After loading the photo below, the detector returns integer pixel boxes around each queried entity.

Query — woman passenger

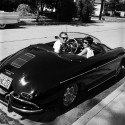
[78,36,94,58]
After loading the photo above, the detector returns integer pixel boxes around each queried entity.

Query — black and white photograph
[0,0,125,125]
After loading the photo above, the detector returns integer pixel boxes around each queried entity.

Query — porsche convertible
[0,32,125,117]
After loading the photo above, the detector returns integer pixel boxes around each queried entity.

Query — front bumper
[6,91,44,114]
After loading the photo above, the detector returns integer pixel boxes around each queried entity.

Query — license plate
[0,73,12,89]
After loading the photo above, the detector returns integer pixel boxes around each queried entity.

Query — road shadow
[18,19,104,27]
[0,24,26,29]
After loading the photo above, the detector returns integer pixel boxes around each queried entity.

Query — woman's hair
[85,36,93,45]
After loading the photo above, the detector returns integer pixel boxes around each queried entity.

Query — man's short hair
[59,32,68,38]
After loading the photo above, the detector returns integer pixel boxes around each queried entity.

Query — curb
[72,77,125,125]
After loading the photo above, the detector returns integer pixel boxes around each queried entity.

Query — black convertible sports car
[0,32,125,116]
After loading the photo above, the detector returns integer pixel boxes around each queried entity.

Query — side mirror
[55,36,59,39]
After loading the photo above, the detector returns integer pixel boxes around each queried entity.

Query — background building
[94,0,101,16]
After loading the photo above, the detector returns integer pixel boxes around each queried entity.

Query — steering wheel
[65,39,78,54]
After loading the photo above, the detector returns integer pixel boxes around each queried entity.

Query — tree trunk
[36,0,41,22]
[99,0,104,20]
[36,8,39,22]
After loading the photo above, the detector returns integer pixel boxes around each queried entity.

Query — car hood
[0,44,80,96]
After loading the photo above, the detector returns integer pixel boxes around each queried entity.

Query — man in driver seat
[78,36,94,58]
[53,32,68,53]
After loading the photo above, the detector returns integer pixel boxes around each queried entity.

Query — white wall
[94,4,101,16]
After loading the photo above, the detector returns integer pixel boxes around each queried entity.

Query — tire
[63,83,78,107]
[0,24,6,29]
[57,83,78,111]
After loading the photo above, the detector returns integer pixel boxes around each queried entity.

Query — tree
[0,0,77,22]
[42,0,77,22]
[32,0,57,21]
[77,0,95,22]
[56,0,77,22]
[105,0,119,16]
[104,0,125,16]
[99,0,105,20]
[33,0,76,22]
[117,1,125,11]
[0,0,20,11]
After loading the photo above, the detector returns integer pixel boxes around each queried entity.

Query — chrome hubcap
[63,84,78,106]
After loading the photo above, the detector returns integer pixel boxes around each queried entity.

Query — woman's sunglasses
[84,42,88,44]
[62,37,68,40]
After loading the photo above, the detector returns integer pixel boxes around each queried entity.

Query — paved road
[0,22,125,125]
[0,22,125,60]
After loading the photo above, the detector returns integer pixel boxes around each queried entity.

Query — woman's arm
[78,48,87,56]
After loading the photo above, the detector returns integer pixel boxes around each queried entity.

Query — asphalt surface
[0,22,125,60]
[0,21,125,125]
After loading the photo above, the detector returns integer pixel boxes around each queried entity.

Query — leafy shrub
[17,4,31,17]
[105,13,110,16]
[77,0,95,22]
[56,0,77,22]
[114,12,120,17]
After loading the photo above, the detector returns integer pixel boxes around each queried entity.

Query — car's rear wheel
[56,83,79,112]
[41,83,79,119]
[0,24,6,29]
[63,84,78,107]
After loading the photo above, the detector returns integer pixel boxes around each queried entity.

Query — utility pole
[36,0,41,22]
[99,0,105,20]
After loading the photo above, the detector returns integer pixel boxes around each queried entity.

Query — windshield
[67,32,101,44]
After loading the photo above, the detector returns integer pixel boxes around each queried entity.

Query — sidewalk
[73,77,125,125]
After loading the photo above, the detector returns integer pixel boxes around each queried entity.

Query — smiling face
[83,39,89,48]
[60,33,68,43]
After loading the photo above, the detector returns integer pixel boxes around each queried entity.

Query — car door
[78,48,122,91]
